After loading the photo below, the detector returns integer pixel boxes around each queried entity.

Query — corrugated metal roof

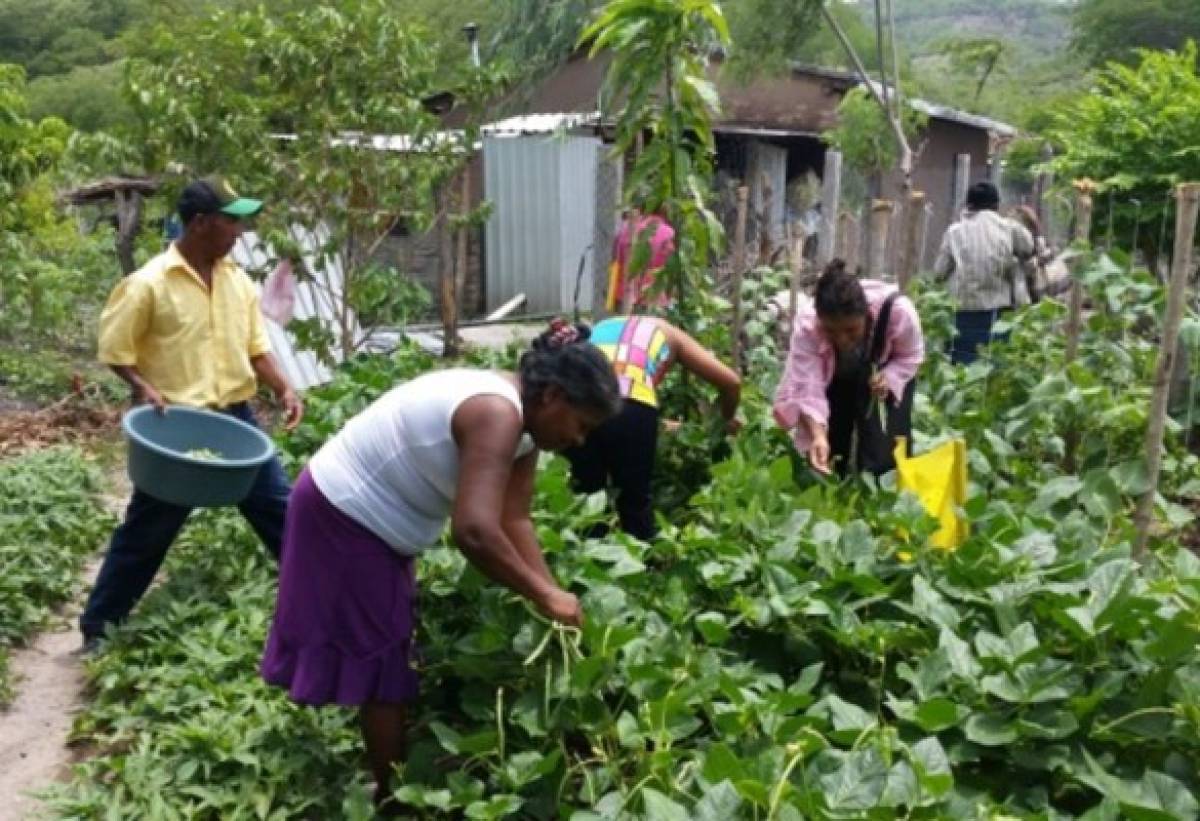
[482,112,602,137]
[789,62,1017,137]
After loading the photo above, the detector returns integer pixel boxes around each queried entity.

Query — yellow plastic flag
[894,437,969,550]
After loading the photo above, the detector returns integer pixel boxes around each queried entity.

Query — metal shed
[483,114,605,315]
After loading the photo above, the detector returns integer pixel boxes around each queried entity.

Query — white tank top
[308,369,535,555]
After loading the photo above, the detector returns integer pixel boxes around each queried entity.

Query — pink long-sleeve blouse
[772,280,925,451]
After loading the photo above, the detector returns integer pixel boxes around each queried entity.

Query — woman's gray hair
[519,321,621,418]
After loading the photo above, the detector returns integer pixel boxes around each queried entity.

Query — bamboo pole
[731,185,749,371]
[867,199,896,278]
[1064,181,1095,365]
[1134,182,1200,558]
[898,190,925,291]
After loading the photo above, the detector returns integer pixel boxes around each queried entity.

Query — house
[374,50,1018,319]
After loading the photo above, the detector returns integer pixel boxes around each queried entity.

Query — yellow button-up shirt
[97,244,272,408]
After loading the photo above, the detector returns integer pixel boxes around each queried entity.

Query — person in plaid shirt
[933,181,1035,364]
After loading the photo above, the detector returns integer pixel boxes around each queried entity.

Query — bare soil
[0,447,127,820]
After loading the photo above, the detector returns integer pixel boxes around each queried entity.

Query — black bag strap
[869,291,900,366]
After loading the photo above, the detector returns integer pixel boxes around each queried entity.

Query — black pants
[827,372,916,477]
[563,399,658,540]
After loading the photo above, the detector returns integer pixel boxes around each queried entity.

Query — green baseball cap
[179,176,263,221]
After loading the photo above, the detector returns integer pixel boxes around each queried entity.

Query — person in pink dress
[611,205,676,311]
[773,260,925,477]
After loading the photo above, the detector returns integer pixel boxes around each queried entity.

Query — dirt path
[0,560,101,821]
[0,460,127,821]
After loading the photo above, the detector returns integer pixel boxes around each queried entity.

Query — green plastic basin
[122,405,276,508]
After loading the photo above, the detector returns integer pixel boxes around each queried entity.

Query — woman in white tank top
[261,320,620,810]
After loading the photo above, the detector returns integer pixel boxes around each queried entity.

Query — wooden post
[837,211,859,272]
[731,185,749,370]
[788,220,807,328]
[455,169,470,314]
[1064,181,1095,365]
[898,190,926,291]
[757,171,774,265]
[953,153,971,215]
[1134,182,1200,558]
[817,150,843,268]
[917,202,932,271]
[439,184,458,358]
[114,188,143,275]
[867,199,896,278]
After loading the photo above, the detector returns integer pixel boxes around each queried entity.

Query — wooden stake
[898,190,925,291]
[1064,181,1095,365]
[867,199,896,277]
[731,185,749,371]
[817,150,843,268]
[1134,182,1200,557]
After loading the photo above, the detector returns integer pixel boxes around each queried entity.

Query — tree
[1048,42,1200,264]
[581,0,730,318]
[823,86,926,183]
[0,63,101,341]
[938,37,1004,107]
[124,0,496,362]
[1073,0,1200,67]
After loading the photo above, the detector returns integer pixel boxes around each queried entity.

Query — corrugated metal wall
[232,227,341,391]
[484,134,601,314]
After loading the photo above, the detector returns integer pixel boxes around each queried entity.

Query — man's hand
[869,371,889,400]
[809,434,832,475]
[278,388,304,431]
[725,416,743,435]
[538,588,583,627]
[135,384,167,414]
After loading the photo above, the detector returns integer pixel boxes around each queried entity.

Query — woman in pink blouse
[773,260,925,476]
[611,206,676,311]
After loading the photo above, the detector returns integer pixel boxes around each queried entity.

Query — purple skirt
[261,468,419,706]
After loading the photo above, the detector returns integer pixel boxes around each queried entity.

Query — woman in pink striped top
[773,260,925,477]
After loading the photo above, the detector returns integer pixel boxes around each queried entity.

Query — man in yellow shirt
[81,177,304,648]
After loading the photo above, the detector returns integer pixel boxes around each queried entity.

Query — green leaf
[913,698,965,732]
[464,794,522,820]
[702,744,745,784]
[911,577,961,631]
[693,781,742,821]
[881,761,920,808]
[642,787,690,821]
[910,737,953,797]
[964,713,1019,746]
[1033,476,1084,512]
[939,629,982,679]
[695,611,730,644]
[818,748,888,810]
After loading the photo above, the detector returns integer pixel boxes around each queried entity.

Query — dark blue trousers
[80,402,290,640]
[952,309,1010,365]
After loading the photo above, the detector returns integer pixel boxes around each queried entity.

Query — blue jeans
[952,309,1010,365]
[80,402,290,640]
